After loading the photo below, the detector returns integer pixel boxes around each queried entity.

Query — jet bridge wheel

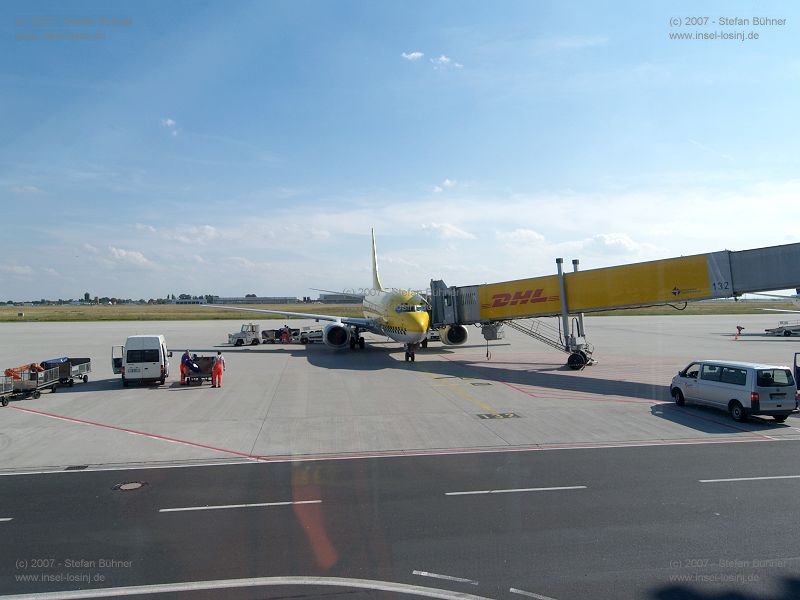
[567,352,587,370]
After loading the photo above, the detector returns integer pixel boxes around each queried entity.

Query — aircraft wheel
[567,352,586,370]
[404,352,410,362]
[350,337,357,350]
[421,339,428,349]
[410,353,415,362]
[358,337,365,349]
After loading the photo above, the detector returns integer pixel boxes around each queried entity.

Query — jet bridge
[430,242,800,368]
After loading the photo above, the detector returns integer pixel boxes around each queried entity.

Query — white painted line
[0,575,495,600]
[510,587,559,600]
[0,518,13,522]
[412,570,479,585]
[446,486,586,496]
[159,500,321,513]
[700,475,800,483]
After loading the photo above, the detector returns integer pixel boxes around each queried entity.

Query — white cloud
[0,264,34,275]
[160,118,178,136]
[12,185,41,194]
[108,246,154,268]
[163,225,220,245]
[430,55,463,69]
[82,243,99,253]
[135,223,157,233]
[434,178,456,193]
[421,222,476,240]
[496,229,546,243]
[401,51,424,61]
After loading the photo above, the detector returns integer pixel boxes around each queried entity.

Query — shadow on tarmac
[651,577,800,600]
[229,341,790,435]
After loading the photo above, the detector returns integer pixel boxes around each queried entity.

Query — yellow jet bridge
[430,242,800,368]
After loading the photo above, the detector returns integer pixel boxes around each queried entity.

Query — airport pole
[572,259,585,338]
[556,258,570,351]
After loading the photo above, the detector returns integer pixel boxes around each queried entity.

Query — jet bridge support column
[556,258,569,350]
[572,259,585,337]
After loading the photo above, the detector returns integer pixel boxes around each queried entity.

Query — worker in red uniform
[211,351,226,388]
[180,350,191,385]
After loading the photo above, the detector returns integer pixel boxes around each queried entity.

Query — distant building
[318,293,364,304]
[175,298,207,304]
[210,296,299,304]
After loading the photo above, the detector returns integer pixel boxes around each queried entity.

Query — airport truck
[229,323,261,346]
[765,320,800,337]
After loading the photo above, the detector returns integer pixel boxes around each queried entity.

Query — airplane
[752,288,800,314]
[205,230,470,361]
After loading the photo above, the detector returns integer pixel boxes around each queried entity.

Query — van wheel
[33,390,41,399]
[730,401,746,422]
[235,339,244,346]
[773,415,788,423]
[783,330,792,337]
[672,389,685,406]
[251,339,259,345]
[83,375,89,383]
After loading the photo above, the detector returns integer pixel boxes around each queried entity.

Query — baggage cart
[184,356,214,385]
[1,376,11,407]
[6,365,59,400]
[40,357,92,386]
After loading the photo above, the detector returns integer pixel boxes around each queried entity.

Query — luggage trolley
[184,356,214,385]
[40,357,92,386]
[7,365,60,400]
[1,376,12,407]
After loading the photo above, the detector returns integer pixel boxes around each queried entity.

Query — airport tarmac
[1,314,799,472]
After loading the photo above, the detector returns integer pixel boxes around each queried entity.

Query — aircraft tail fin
[371,228,384,292]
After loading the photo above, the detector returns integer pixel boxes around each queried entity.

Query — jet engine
[439,325,469,346]
[323,323,351,349]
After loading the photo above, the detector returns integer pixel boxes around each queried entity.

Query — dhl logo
[481,288,559,309]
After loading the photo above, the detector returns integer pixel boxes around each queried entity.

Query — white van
[112,335,172,387]
[670,360,798,422]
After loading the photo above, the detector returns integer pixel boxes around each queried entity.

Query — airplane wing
[204,304,375,328]
[756,308,800,314]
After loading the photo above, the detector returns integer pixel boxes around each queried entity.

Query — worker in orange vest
[211,351,226,388]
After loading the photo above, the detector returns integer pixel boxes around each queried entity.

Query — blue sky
[2,1,799,300]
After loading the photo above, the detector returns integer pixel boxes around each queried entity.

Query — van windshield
[127,349,160,363]
[756,369,795,387]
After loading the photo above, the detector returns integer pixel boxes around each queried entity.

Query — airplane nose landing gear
[404,342,419,362]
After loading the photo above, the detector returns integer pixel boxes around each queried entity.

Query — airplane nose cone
[407,311,429,335]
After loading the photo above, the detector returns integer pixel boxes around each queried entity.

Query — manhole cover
[113,481,147,491]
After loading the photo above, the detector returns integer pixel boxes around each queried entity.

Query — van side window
[127,349,160,363]
[701,364,721,382]
[720,367,747,386]
[757,369,795,387]
[685,363,700,378]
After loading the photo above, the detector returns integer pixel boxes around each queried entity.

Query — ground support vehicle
[40,357,92,386]
[765,321,800,337]
[5,365,60,400]
[262,328,301,344]
[229,324,261,346]
[671,359,798,422]
[184,357,214,385]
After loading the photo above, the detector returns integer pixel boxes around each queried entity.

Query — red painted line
[11,406,264,461]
